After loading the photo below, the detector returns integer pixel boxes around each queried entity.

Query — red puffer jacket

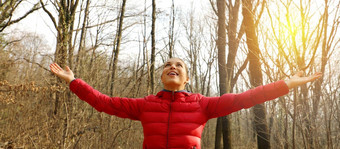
[70,79,289,149]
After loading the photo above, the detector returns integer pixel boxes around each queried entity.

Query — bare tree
[40,0,80,69]
[39,3,80,135]
[215,0,231,148]
[261,0,340,148]
[180,8,201,94]
[110,0,127,96]
[74,0,91,76]
[150,0,156,94]
[39,0,81,148]
[312,0,340,148]
[242,0,270,148]
[213,0,246,148]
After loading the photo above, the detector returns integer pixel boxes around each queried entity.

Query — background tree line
[1,0,339,148]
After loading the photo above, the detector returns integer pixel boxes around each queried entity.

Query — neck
[163,85,185,91]
[162,89,187,92]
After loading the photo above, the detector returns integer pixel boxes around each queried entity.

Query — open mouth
[168,71,178,76]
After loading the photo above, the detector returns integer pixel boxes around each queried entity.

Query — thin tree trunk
[110,0,127,96]
[143,0,150,95]
[75,0,90,75]
[150,0,156,94]
[168,0,175,58]
[68,19,75,70]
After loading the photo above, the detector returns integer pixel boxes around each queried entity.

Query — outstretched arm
[49,63,144,120]
[285,71,322,89]
[203,71,322,119]
[50,63,75,84]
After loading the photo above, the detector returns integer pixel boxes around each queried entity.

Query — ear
[185,77,190,84]
[161,74,164,83]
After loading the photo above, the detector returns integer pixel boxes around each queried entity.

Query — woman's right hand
[50,63,75,84]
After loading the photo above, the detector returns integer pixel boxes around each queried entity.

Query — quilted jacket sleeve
[69,79,144,120]
[201,80,289,119]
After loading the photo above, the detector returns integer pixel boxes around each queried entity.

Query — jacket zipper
[166,91,175,149]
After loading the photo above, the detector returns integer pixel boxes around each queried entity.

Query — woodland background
[0,0,339,148]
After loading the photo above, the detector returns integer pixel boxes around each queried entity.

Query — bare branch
[40,0,58,31]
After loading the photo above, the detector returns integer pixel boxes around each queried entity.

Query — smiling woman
[161,58,189,91]
[49,57,321,149]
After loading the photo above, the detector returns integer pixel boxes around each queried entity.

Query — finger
[312,73,322,79]
[49,64,54,70]
[54,63,63,71]
[50,67,58,74]
[50,63,59,72]
[51,63,62,74]
[50,63,57,71]
[65,66,70,71]
[308,72,322,82]
[311,72,322,77]
[53,63,62,70]
[49,64,56,73]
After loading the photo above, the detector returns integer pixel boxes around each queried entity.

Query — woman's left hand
[285,71,322,89]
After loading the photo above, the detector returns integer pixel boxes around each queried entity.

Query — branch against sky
[0,0,40,32]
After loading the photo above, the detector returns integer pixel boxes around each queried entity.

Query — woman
[50,58,322,149]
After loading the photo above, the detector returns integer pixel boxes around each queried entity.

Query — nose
[170,64,176,69]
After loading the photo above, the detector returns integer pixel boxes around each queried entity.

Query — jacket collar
[161,89,190,93]
[156,89,191,101]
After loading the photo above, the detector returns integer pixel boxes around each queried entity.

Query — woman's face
[161,58,189,91]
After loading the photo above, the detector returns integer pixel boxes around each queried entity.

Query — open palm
[286,71,322,89]
[50,63,75,83]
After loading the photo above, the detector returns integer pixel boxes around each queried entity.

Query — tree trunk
[110,0,127,96]
[215,0,231,148]
[314,1,335,148]
[150,0,156,94]
[242,0,270,148]
[168,0,175,58]
[40,0,79,115]
[226,0,242,93]
[75,0,91,76]
[40,0,80,148]
[215,0,244,148]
